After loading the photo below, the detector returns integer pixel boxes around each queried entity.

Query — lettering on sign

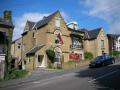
[69,53,80,60]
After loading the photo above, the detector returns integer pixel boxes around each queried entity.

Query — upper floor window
[101,40,104,48]
[0,48,5,53]
[33,32,35,38]
[72,37,81,45]
[55,17,61,28]
[22,44,25,51]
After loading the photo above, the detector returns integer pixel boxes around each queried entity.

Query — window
[71,37,82,48]
[101,40,104,48]
[23,44,25,51]
[28,56,30,63]
[117,47,119,50]
[72,37,80,45]
[0,48,4,53]
[17,43,21,49]
[33,32,35,38]
[55,17,61,28]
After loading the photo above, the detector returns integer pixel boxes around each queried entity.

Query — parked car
[89,55,115,68]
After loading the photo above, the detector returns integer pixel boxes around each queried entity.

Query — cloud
[61,11,71,22]
[13,11,70,40]
[13,12,49,40]
[82,0,120,33]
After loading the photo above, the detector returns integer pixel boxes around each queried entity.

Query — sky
[0,0,120,40]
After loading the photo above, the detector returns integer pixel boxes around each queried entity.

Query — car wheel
[102,63,105,66]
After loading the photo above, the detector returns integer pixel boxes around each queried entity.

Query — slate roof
[27,21,35,30]
[0,17,13,27]
[82,27,102,40]
[107,34,120,39]
[33,10,59,29]
[22,10,59,34]
[21,21,35,35]
[26,45,45,55]
[68,27,85,33]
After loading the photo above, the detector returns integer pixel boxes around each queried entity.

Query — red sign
[69,53,80,60]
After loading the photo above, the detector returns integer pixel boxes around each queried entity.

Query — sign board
[69,53,80,60]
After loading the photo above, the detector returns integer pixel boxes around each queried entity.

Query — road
[1,61,120,90]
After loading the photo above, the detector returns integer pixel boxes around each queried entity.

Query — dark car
[89,55,115,68]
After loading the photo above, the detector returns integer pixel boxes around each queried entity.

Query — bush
[84,52,93,60]
[46,49,55,63]
[109,50,120,57]
[5,68,28,80]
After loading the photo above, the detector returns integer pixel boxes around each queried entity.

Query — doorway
[37,55,44,67]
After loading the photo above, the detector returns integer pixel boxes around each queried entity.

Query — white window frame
[55,17,61,28]
[101,40,104,48]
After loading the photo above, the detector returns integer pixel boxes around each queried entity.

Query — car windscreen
[95,56,104,62]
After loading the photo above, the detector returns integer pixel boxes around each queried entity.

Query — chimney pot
[4,10,12,22]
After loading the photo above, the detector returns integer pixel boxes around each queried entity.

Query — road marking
[33,81,40,84]
[88,70,118,83]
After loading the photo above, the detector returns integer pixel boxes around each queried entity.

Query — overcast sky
[0,0,120,40]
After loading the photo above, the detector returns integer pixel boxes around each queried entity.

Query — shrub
[84,52,93,60]
[46,49,55,63]
[109,50,120,57]
[5,68,28,80]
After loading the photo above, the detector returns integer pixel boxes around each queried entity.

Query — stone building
[83,27,109,58]
[11,37,22,69]
[0,10,14,79]
[107,34,120,52]
[12,11,85,71]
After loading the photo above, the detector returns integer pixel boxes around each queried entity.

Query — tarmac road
[1,60,120,90]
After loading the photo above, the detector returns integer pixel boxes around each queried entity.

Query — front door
[55,51,61,63]
[38,55,44,67]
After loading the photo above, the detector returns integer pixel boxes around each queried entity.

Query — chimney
[4,10,12,22]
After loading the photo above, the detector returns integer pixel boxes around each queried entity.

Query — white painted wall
[115,36,120,51]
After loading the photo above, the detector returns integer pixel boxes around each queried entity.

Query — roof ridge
[27,20,35,23]
[34,10,60,29]
[89,27,102,32]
